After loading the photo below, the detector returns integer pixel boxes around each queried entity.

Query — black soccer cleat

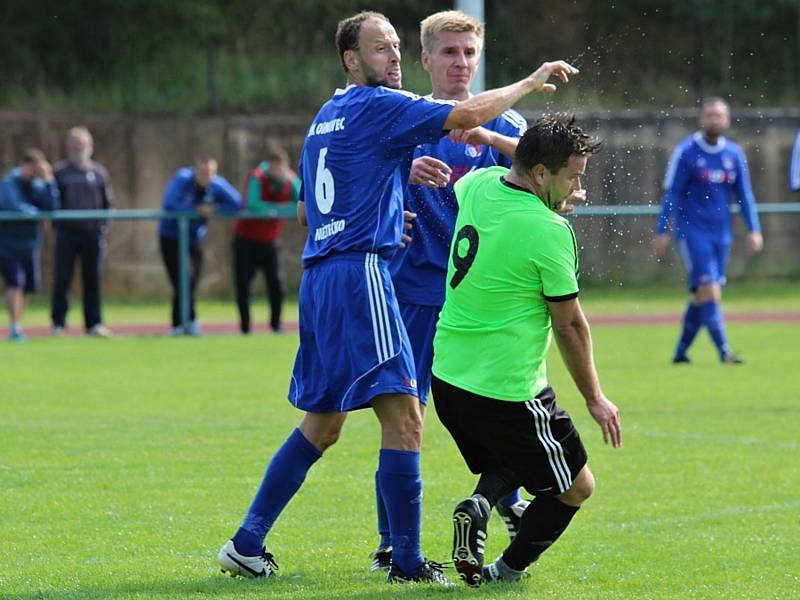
[452,497,489,587]
[387,559,452,585]
[495,499,529,541]
[672,354,691,364]
[369,546,392,572]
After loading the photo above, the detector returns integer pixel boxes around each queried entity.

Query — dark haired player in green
[430,114,622,586]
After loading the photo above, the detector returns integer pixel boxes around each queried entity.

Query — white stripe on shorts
[524,398,573,493]
[364,253,394,362]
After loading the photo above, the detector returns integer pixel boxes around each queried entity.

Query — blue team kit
[290,84,453,411]
[656,132,761,289]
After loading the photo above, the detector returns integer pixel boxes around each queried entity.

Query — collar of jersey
[500,176,544,204]
[693,131,727,153]
[334,84,357,96]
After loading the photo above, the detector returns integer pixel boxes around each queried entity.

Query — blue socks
[377,449,425,574]
[700,300,730,359]
[675,302,702,359]
[498,489,522,509]
[232,428,322,556]
[375,471,391,549]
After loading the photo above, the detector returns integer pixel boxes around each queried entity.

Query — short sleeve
[453,168,481,207]
[536,220,580,301]
[376,88,453,151]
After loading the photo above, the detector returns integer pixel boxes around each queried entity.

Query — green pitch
[1,292,798,598]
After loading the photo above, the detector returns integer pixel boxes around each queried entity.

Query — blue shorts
[399,302,440,405]
[0,249,39,293]
[289,253,418,412]
[676,234,730,291]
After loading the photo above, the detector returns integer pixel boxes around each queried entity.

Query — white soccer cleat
[218,540,278,579]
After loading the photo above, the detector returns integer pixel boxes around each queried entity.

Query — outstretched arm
[444,61,578,131]
[548,297,622,448]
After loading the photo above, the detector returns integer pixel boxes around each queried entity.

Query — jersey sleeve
[494,110,528,168]
[453,168,481,207]
[732,146,761,233]
[378,89,453,151]
[790,130,800,192]
[536,220,580,301]
[162,171,191,210]
[655,144,690,235]
[211,176,243,213]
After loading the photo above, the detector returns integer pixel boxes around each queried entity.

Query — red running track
[2,311,799,339]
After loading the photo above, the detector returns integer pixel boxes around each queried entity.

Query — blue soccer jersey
[390,108,527,306]
[655,132,761,243]
[298,85,453,267]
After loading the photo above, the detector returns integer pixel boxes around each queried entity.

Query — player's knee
[316,428,342,452]
[397,408,423,448]
[573,467,596,503]
[560,466,595,506]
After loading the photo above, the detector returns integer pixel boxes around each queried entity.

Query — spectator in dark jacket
[51,126,115,337]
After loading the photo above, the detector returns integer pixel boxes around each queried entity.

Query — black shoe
[369,546,392,572]
[495,499,529,541]
[672,354,691,364]
[452,497,489,587]
[387,559,452,585]
[722,352,744,364]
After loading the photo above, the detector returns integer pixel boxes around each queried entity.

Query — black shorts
[431,375,588,496]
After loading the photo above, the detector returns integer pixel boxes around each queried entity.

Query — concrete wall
[1,107,799,302]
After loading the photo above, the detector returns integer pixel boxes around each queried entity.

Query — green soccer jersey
[432,165,580,401]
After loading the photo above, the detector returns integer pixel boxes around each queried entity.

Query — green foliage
[3,0,798,113]
[1,290,799,598]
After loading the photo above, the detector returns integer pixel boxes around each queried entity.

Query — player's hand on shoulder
[746,231,763,254]
[528,60,579,93]
[409,156,451,188]
[586,394,622,448]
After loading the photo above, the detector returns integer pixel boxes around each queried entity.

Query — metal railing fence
[1,202,798,331]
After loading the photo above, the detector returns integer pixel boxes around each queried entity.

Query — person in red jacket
[233,143,300,333]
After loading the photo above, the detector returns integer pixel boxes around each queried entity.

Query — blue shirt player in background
[217,9,580,585]
[652,97,763,364]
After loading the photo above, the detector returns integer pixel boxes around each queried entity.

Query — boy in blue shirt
[217,9,579,585]
[653,97,763,363]
[0,149,60,341]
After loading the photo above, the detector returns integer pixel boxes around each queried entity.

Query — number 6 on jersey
[315,147,335,214]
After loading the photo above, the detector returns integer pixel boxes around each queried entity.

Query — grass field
[1,286,799,598]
